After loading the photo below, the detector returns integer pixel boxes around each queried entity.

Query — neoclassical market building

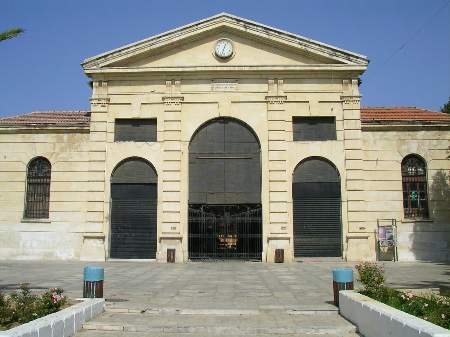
[0,14,449,262]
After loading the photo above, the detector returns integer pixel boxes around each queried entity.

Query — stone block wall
[0,129,90,260]
[361,127,450,261]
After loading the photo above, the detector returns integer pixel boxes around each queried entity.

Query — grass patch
[356,262,450,330]
[0,285,68,330]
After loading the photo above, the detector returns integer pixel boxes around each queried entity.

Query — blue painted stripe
[332,268,353,283]
[84,266,104,281]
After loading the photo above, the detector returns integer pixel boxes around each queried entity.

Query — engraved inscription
[212,79,238,91]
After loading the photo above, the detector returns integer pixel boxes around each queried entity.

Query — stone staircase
[76,304,360,337]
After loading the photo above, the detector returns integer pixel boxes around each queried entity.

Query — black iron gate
[188,204,262,260]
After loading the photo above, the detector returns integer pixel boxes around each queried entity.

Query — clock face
[215,39,233,59]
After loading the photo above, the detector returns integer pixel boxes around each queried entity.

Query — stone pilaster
[159,80,184,262]
[341,79,373,260]
[80,81,108,261]
[265,79,291,262]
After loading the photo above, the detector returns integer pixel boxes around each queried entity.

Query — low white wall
[339,290,450,337]
[0,298,104,337]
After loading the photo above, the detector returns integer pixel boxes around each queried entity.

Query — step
[77,329,361,337]
[82,311,357,335]
[104,302,340,313]
[105,306,339,316]
[77,331,361,337]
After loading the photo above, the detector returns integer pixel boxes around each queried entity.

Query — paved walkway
[1,260,448,308]
[1,260,448,336]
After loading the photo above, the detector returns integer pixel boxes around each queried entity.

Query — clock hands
[215,39,232,58]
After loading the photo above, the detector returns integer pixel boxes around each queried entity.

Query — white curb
[339,290,450,337]
[0,298,105,337]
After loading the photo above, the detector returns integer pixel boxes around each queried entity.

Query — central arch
[188,117,262,260]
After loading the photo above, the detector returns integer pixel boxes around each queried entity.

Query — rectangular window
[114,119,157,142]
[292,117,336,141]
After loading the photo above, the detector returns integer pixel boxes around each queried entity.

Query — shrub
[355,262,450,330]
[0,285,67,330]
[355,262,385,294]
[0,292,13,327]
[38,288,66,316]
[9,284,39,324]
[374,288,450,329]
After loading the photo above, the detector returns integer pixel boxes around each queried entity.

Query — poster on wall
[377,220,397,261]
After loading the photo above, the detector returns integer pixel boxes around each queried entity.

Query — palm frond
[0,28,24,42]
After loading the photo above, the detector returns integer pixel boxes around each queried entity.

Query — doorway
[110,158,157,259]
[293,157,342,257]
[188,118,262,260]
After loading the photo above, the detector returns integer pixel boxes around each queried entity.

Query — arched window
[25,157,51,219]
[401,155,428,219]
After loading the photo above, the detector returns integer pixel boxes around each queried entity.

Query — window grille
[401,155,428,219]
[25,157,51,219]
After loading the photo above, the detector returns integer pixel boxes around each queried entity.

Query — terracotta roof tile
[0,111,90,127]
[1,107,449,128]
[361,107,450,123]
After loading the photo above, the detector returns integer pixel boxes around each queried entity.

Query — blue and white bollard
[332,268,353,306]
[83,266,104,298]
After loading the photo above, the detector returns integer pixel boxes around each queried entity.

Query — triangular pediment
[82,13,368,71]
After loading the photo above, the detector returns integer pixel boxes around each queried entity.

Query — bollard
[274,249,284,263]
[332,268,353,307]
[83,266,104,298]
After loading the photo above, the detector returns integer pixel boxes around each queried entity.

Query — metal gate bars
[188,204,262,260]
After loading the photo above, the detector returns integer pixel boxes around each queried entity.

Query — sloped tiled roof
[0,111,90,127]
[361,107,450,123]
[0,107,449,128]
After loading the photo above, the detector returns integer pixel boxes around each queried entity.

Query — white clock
[214,39,234,59]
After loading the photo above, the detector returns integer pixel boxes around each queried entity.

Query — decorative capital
[341,95,361,105]
[90,97,110,107]
[267,79,284,96]
[265,95,287,105]
[162,96,184,107]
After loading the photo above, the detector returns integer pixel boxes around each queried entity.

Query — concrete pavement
[1,260,448,336]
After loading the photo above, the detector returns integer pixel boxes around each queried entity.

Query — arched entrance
[110,158,157,259]
[292,157,342,257]
[188,118,262,260]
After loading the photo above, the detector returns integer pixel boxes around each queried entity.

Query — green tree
[441,97,450,114]
[0,28,24,42]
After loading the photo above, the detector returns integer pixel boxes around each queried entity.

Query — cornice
[162,96,184,106]
[361,123,450,131]
[265,95,287,105]
[90,97,110,107]
[82,13,368,70]
[84,64,367,76]
[0,126,89,133]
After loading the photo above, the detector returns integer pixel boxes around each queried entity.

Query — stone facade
[0,14,448,262]
[360,126,450,261]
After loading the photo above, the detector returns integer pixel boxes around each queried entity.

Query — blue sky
[1,0,449,117]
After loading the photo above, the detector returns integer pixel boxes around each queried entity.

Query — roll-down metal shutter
[110,159,157,259]
[293,159,341,257]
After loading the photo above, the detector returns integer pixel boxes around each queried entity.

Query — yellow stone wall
[0,81,449,262]
[0,129,90,259]
[359,126,450,261]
